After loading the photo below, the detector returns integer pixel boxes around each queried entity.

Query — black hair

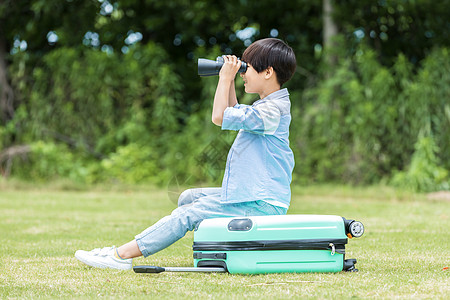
[241,38,296,86]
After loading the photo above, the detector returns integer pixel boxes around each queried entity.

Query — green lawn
[1,183,449,299]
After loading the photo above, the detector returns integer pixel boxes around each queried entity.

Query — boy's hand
[219,55,242,81]
[212,55,240,126]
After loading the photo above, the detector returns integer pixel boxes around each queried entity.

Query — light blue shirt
[220,88,295,208]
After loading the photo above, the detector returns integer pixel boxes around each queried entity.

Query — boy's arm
[228,79,238,108]
[212,56,241,126]
[222,101,282,135]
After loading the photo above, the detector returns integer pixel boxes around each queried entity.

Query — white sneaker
[75,246,132,270]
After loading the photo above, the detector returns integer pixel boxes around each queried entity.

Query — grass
[0,183,449,299]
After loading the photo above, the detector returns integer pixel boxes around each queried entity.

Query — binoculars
[198,56,247,76]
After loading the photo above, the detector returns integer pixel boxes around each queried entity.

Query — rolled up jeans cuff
[135,236,150,258]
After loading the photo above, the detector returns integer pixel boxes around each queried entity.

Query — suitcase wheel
[343,259,358,272]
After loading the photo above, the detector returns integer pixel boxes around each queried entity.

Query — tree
[0,0,99,127]
[0,0,448,188]
[323,0,338,67]
[333,0,450,65]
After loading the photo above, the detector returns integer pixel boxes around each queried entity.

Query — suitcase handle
[193,252,227,260]
[133,266,166,273]
[133,265,227,273]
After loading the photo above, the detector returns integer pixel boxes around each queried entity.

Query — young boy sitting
[75,38,297,270]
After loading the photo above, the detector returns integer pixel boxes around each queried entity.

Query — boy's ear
[264,67,275,80]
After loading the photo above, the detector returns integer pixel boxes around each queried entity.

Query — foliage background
[0,0,449,192]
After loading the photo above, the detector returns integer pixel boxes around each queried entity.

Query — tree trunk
[0,144,30,177]
[323,0,338,67]
[0,38,14,124]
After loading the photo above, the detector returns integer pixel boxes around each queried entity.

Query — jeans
[135,187,287,257]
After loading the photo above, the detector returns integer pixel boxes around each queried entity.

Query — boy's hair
[241,38,296,86]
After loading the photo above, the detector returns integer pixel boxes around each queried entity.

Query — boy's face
[240,64,267,96]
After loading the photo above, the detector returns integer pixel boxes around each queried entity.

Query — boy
[75,38,297,270]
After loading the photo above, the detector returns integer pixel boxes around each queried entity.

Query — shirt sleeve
[221,101,281,135]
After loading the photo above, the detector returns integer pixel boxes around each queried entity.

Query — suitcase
[192,214,364,274]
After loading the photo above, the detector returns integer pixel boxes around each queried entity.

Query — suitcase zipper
[193,238,347,254]
[329,243,335,255]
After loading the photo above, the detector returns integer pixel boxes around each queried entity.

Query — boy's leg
[75,188,223,269]
[135,188,224,257]
[75,191,286,269]
[117,240,141,259]
[135,197,286,258]
[177,187,221,207]
[117,187,221,259]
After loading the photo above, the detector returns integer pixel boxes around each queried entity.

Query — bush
[4,36,449,192]
[95,143,158,184]
[10,141,87,182]
[291,45,449,191]
[391,132,449,192]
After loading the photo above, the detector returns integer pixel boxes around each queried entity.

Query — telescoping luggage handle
[133,265,227,273]
[134,252,228,273]
[134,258,359,274]
[134,260,359,273]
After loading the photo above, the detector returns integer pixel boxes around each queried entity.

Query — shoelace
[90,246,115,256]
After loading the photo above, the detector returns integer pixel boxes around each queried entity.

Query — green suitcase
[193,214,364,274]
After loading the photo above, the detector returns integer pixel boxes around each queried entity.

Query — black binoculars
[198,56,247,76]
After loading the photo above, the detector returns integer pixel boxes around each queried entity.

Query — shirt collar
[262,88,289,101]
